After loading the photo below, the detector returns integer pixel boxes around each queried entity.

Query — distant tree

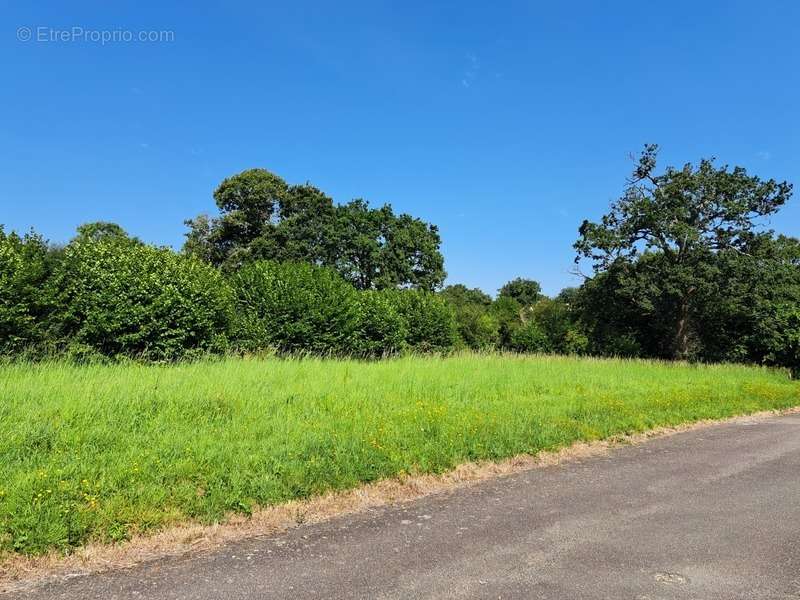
[440,284,493,307]
[74,222,137,244]
[441,284,498,349]
[498,278,543,307]
[575,144,793,359]
[489,295,523,348]
[266,184,338,265]
[184,168,289,269]
[555,287,580,306]
[524,297,588,355]
[184,169,445,290]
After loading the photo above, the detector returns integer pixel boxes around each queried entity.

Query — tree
[498,278,543,306]
[184,168,289,269]
[74,222,137,244]
[527,298,588,355]
[184,169,446,290]
[489,295,523,348]
[575,144,793,359]
[440,284,493,307]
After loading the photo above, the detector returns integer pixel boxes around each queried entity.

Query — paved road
[12,413,800,599]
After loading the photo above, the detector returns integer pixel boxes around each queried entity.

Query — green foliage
[350,290,408,357]
[575,144,794,359]
[385,289,458,352]
[333,200,446,291]
[0,228,51,354]
[528,298,588,355]
[468,312,501,350]
[751,302,800,376]
[231,261,359,355]
[510,320,549,352]
[498,278,543,306]
[440,284,497,349]
[575,232,800,368]
[440,284,492,308]
[2,148,800,371]
[45,238,233,360]
[184,169,290,268]
[184,169,445,290]
[451,305,498,350]
[74,222,137,244]
[490,296,523,348]
[576,144,793,271]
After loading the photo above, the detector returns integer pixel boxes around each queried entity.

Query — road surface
[10,412,800,599]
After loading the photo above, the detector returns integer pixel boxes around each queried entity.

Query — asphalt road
[12,412,800,599]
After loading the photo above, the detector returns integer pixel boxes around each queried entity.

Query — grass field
[1,353,798,557]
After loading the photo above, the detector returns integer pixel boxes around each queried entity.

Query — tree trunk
[674,294,692,360]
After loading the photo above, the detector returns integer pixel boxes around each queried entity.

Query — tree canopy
[575,144,794,359]
[498,278,543,306]
[184,169,445,291]
[575,144,792,270]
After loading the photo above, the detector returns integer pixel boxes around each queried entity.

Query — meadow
[1,353,798,557]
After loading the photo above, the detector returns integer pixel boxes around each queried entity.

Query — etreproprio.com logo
[17,26,175,44]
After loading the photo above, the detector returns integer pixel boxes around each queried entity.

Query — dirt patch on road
[3,406,798,594]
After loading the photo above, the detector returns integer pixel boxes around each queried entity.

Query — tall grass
[0,353,797,556]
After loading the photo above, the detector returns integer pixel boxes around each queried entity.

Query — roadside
[3,406,799,596]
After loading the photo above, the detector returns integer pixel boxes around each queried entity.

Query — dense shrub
[45,238,233,360]
[439,284,498,350]
[490,296,522,348]
[528,299,588,355]
[510,321,549,353]
[350,290,408,357]
[386,289,457,352]
[750,302,800,377]
[0,228,51,354]
[231,261,359,354]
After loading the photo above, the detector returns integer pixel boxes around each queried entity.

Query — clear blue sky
[2,1,798,296]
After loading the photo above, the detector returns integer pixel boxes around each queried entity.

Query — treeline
[0,228,455,361]
[445,146,800,374]
[1,146,799,372]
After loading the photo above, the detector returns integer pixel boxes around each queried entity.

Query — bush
[510,321,549,353]
[45,238,233,360]
[386,289,457,352]
[232,261,359,355]
[446,304,498,350]
[750,301,800,377]
[562,327,590,355]
[490,296,522,348]
[350,290,407,357]
[0,228,51,354]
[527,298,589,354]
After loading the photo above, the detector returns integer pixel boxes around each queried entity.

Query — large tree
[498,278,543,306]
[575,144,793,359]
[184,169,446,290]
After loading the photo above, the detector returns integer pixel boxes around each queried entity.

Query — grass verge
[1,353,798,559]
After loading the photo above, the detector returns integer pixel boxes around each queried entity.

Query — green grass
[1,353,797,557]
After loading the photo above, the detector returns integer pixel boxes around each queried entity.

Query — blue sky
[2,1,798,295]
